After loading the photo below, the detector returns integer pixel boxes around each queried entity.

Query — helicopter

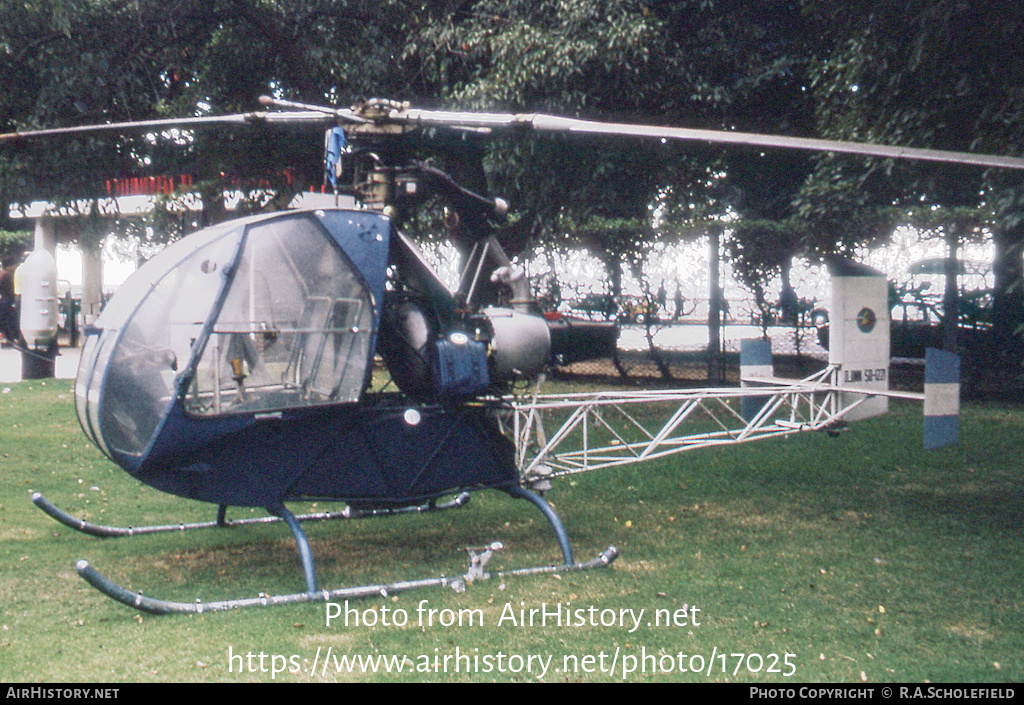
[7,95,1024,614]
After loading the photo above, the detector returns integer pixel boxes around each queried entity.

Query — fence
[548,312,830,385]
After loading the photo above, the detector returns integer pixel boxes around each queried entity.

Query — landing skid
[34,487,616,614]
[31,491,472,538]
[75,546,619,615]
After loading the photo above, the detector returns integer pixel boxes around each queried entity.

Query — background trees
[795,0,1024,357]
[2,0,1023,361]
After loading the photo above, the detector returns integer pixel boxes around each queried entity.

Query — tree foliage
[2,0,1023,350]
[796,0,1024,350]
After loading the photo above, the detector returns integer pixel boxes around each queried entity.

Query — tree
[0,1,428,218]
[796,0,1024,358]
[0,229,31,261]
[403,2,824,347]
[9,0,1023,378]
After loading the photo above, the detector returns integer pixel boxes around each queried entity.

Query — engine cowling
[378,300,551,398]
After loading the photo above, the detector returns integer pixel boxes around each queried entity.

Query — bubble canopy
[75,209,389,476]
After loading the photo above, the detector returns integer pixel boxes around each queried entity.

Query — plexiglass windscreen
[80,212,376,460]
[181,214,374,417]
[78,222,243,458]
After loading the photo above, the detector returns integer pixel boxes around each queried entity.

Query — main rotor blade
[393,108,1024,171]
[0,111,334,144]
[9,97,1023,172]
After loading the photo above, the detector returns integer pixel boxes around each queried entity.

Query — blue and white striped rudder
[924,347,960,450]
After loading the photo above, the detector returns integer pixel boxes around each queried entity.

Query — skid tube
[75,547,619,615]
[30,491,471,538]
[47,487,617,615]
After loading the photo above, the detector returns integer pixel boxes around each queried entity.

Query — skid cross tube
[273,504,318,595]
[506,485,574,566]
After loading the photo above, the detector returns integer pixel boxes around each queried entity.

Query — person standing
[0,255,22,347]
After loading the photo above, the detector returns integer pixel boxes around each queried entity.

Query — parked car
[563,293,660,324]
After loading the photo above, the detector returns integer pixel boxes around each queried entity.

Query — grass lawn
[1,378,1021,682]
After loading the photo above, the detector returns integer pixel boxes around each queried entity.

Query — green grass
[1,379,1021,682]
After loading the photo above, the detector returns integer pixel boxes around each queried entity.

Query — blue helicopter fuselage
[74,208,517,509]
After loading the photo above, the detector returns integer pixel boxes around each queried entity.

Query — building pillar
[81,243,104,324]
[34,215,56,255]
